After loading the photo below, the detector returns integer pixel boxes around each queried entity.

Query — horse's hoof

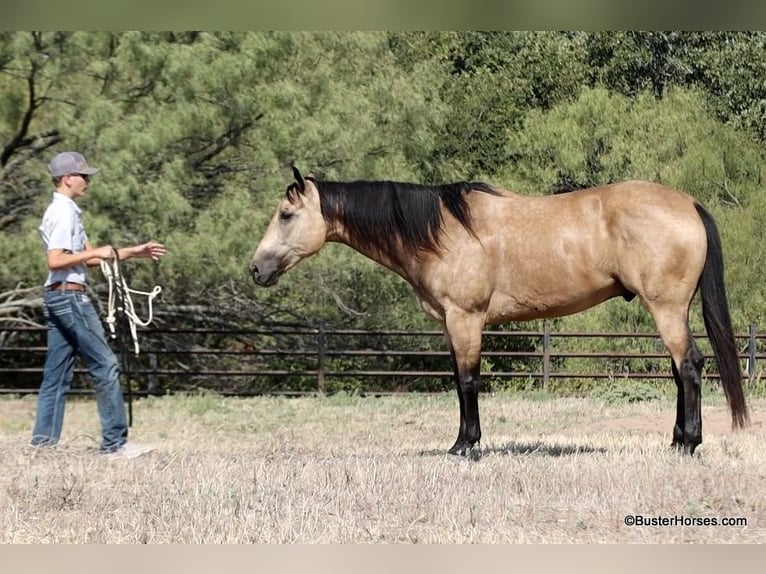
[670,441,698,456]
[447,442,482,460]
[468,445,482,461]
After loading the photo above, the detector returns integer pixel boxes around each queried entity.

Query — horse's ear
[292,166,305,192]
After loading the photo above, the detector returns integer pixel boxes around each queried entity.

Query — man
[31,151,166,459]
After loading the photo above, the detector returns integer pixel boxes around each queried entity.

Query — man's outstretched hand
[132,241,167,261]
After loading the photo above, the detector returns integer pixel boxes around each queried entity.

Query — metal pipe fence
[1,322,765,396]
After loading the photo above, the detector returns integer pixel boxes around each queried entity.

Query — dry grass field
[0,390,764,543]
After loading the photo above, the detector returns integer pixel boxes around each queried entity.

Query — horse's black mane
[289,177,498,259]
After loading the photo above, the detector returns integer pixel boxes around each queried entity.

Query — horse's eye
[279,210,294,222]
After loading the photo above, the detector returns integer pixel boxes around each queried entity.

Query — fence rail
[1,323,765,396]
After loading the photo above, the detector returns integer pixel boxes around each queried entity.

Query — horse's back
[497,179,704,243]
[593,179,697,208]
[471,179,703,248]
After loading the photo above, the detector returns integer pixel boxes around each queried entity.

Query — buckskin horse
[249,167,749,456]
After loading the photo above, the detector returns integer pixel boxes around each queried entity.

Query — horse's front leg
[444,312,485,458]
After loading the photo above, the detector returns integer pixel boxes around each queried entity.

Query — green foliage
[711,194,766,327]
[390,32,588,181]
[504,86,762,195]
[682,32,766,142]
[584,31,691,98]
[582,32,766,142]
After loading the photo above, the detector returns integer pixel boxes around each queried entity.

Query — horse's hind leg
[651,307,704,454]
[671,362,685,446]
[675,339,705,454]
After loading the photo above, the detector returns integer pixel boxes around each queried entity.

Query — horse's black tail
[695,203,749,429]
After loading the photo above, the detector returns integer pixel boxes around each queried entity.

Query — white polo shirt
[39,192,88,287]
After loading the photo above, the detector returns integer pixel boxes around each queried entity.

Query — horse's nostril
[250,264,259,278]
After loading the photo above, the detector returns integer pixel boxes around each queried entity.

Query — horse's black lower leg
[671,362,685,448]
[447,348,468,454]
[443,319,484,458]
[448,367,482,457]
[671,344,704,455]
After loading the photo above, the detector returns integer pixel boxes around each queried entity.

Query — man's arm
[46,245,116,270]
[114,241,167,262]
[47,241,166,271]
[81,240,166,266]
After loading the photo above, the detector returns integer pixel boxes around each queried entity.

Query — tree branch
[0,286,44,330]
[0,59,40,167]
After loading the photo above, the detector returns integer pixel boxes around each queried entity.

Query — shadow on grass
[494,440,606,457]
[418,441,606,458]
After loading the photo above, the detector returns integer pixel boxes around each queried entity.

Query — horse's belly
[486,282,623,324]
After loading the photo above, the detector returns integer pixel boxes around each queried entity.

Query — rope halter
[100,249,162,355]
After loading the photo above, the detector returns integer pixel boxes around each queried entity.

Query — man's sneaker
[105,442,155,460]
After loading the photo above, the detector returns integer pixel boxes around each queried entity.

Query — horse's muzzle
[250,262,279,287]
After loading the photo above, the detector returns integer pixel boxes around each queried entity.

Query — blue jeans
[31,290,128,453]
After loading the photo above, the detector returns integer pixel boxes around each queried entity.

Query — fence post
[748,323,756,384]
[542,320,551,390]
[317,323,326,393]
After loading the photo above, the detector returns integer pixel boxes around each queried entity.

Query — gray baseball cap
[48,151,100,177]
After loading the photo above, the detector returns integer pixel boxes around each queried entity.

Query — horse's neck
[328,233,413,282]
